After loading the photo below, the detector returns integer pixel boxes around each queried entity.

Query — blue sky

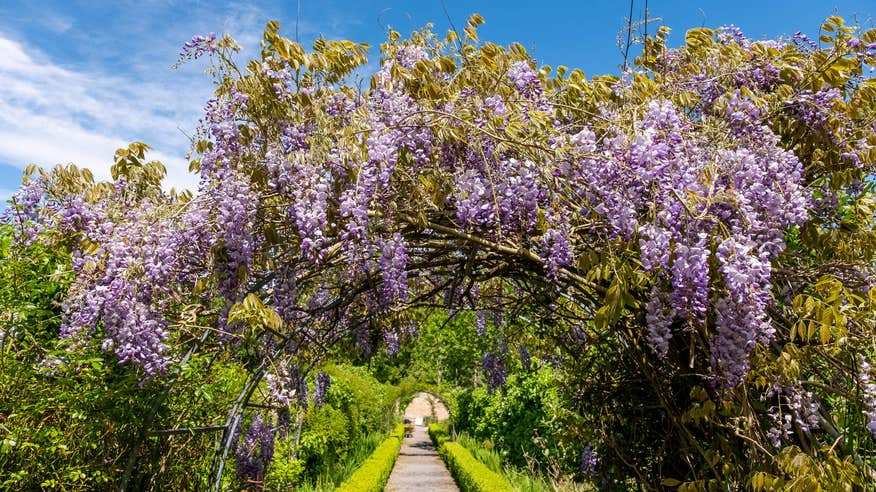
[0,0,873,201]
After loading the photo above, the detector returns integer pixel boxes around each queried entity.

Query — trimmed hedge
[428,424,515,492]
[335,424,405,492]
[428,422,451,446]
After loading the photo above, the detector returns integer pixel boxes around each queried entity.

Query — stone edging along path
[384,425,459,491]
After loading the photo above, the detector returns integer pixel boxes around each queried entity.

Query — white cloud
[0,104,193,190]
[0,3,365,195]
[0,36,203,191]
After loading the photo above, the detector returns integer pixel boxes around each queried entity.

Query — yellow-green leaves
[435,55,457,74]
[820,15,853,35]
[262,21,369,84]
[748,471,783,491]
[228,293,284,331]
[311,38,370,82]
[788,277,859,346]
[594,279,624,330]
[277,39,307,70]
[769,446,863,492]
[463,13,485,43]
[110,142,166,199]
[685,27,715,49]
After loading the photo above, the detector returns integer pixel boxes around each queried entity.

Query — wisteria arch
[8,14,876,488]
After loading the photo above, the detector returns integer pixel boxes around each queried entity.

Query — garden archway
[11,12,875,491]
[401,391,451,424]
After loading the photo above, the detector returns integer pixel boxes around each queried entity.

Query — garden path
[384,425,458,491]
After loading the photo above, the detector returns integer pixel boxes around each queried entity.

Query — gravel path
[385,425,459,491]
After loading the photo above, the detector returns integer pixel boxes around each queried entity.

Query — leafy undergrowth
[269,431,384,491]
[454,432,596,492]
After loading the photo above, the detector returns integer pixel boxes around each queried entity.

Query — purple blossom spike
[314,371,330,409]
[233,414,274,489]
[580,445,598,476]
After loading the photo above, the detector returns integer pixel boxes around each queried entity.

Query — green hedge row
[428,424,514,492]
[428,422,451,446]
[334,424,405,492]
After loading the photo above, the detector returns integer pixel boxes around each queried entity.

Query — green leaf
[662,477,682,487]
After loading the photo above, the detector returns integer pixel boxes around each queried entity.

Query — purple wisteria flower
[179,33,217,62]
[482,352,507,392]
[859,357,876,438]
[314,371,331,409]
[580,445,598,476]
[507,61,541,97]
[232,414,275,489]
[379,233,408,303]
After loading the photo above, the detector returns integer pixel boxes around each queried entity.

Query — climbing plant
[4,12,876,490]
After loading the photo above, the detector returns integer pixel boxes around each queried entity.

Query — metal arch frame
[119,241,600,491]
[119,328,212,492]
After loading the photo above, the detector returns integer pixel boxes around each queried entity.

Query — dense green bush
[323,364,397,437]
[438,441,515,492]
[297,405,352,476]
[263,436,306,491]
[428,422,450,447]
[366,309,492,389]
[334,424,404,492]
[263,363,406,489]
[455,432,597,492]
[0,225,246,490]
[429,423,515,492]
[455,363,582,473]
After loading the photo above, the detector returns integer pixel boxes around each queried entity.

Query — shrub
[297,405,352,476]
[324,364,395,437]
[263,451,305,490]
[0,226,245,490]
[428,422,515,492]
[438,441,515,492]
[334,424,404,492]
[428,422,450,447]
[455,365,580,472]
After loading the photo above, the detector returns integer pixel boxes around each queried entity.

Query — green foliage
[432,423,591,492]
[265,363,407,489]
[0,225,132,490]
[0,347,156,490]
[437,441,516,492]
[0,334,247,490]
[322,363,396,437]
[268,431,387,492]
[454,433,504,478]
[430,422,516,491]
[334,424,404,492]
[428,422,451,447]
[263,437,305,490]
[0,224,249,490]
[407,311,488,387]
[297,405,352,475]
[366,309,490,389]
[455,364,581,472]
[0,225,69,345]
[454,433,594,492]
